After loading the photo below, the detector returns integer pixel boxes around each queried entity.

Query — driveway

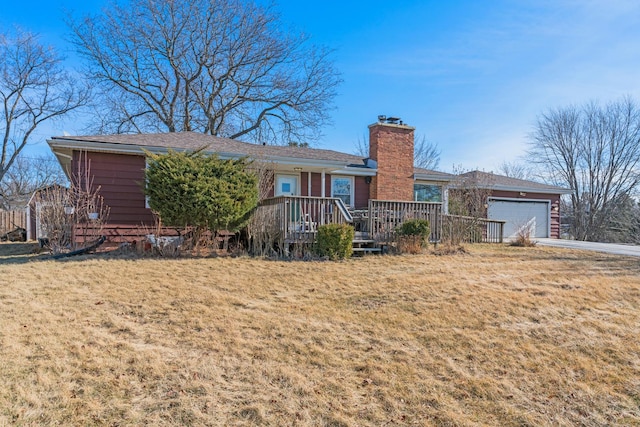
[534,238,640,257]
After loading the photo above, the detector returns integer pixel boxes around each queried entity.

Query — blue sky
[3,0,640,172]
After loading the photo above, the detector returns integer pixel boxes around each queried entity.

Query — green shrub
[315,224,354,260]
[398,219,430,240]
[145,149,258,234]
[396,219,430,254]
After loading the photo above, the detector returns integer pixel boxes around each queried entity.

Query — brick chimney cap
[368,121,415,130]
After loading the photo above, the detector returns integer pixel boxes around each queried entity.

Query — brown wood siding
[354,176,370,209]
[72,151,154,227]
[310,173,322,197]
[74,223,178,243]
[301,172,309,196]
[490,190,561,239]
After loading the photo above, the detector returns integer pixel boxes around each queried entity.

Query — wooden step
[352,239,376,244]
[352,247,382,254]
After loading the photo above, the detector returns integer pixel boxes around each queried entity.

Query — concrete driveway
[535,238,640,257]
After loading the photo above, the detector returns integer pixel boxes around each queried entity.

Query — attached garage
[488,198,550,238]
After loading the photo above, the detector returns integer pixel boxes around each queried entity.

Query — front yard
[0,244,638,426]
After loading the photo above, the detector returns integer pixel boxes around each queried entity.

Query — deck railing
[367,200,443,243]
[442,214,505,243]
[249,197,505,253]
[255,195,352,243]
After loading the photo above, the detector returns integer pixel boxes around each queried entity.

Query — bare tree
[36,152,110,254]
[497,160,533,181]
[529,97,640,242]
[0,29,89,189]
[414,136,440,170]
[0,153,67,209]
[442,169,494,248]
[69,0,341,144]
[354,134,441,170]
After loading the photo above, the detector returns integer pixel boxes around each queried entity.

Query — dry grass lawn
[0,243,639,426]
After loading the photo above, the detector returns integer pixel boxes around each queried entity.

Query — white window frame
[275,173,301,196]
[331,175,354,208]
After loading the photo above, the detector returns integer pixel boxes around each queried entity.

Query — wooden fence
[0,209,27,235]
[442,214,505,243]
[367,200,443,243]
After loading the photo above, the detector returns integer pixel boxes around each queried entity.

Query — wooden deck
[254,195,353,244]
[253,196,506,252]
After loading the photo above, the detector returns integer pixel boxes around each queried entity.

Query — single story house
[41,117,569,243]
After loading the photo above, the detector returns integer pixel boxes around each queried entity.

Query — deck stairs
[352,231,381,255]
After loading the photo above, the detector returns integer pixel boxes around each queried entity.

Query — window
[414,183,442,202]
[331,176,353,207]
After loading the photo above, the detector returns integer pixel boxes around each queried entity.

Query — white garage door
[488,199,549,238]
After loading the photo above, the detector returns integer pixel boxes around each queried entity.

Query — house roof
[413,167,456,182]
[47,132,568,195]
[50,132,365,165]
[48,132,452,180]
[458,170,571,194]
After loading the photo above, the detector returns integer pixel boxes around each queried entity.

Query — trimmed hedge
[315,223,355,260]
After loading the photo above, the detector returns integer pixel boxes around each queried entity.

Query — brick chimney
[368,117,415,201]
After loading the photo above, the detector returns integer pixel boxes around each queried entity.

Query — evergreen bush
[315,223,354,260]
[145,150,258,239]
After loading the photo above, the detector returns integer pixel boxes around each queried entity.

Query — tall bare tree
[0,29,89,190]
[69,0,340,144]
[529,96,640,241]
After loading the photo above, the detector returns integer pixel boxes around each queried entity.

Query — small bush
[315,224,354,260]
[509,223,537,247]
[510,232,537,247]
[397,219,430,254]
[398,219,431,239]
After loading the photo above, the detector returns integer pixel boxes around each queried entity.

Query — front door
[275,175,299,196]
